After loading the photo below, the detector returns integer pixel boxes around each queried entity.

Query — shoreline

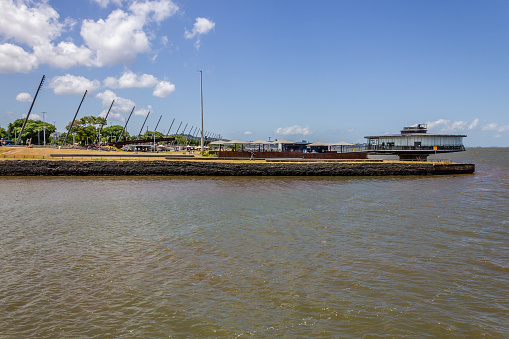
[0,159,475,176]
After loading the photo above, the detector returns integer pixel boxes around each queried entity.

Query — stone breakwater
[0,160,474,176]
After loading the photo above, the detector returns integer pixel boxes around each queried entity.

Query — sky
[1,0,508,146]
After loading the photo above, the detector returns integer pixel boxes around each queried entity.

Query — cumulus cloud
[81,9,151,66]
[22,112,42,120]
[96,90,153,123]
[33,41,94,68]
[0,0,179,72]
[274,125,312,136]
[134,106,151,117]
[152,81,175,97]
[244,131,253,135]
[48,74,101,95]
[427,118,509,134]
[185,17,215,49]
[104,69,175,97]
[129,0,178,23]
[104,69,158,88]
[16,92,33,102]
[82,0,179,66]
[91,0,125,8]
[0,43,38,73]
[0,0,64,47]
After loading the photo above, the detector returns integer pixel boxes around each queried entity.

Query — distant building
[50,131,62,143]
[365,124,466,161]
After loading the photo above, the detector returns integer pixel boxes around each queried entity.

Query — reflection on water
[0,148,508,337]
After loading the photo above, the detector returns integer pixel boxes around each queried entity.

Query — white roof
[308,142,332,146]
[226,140,250,144]
[209,140,229,145]
[250,140,272,145]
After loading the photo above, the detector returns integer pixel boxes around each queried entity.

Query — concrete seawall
[0,160,474,176]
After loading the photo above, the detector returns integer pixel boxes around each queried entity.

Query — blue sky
[1,0,508,146]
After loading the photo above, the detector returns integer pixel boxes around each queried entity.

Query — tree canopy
[64,116,107,144]
[101,125,129,143]
[7,119,56,144]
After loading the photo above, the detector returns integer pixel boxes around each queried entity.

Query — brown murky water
[1,148,507,337]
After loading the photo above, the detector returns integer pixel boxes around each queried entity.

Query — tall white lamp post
[42,112,46,146]
[199,70,204,151]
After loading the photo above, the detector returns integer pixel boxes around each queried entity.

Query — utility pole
[199,70,204,151]
[42,112,46,146]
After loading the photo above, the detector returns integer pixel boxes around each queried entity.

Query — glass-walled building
[365,124,466,160]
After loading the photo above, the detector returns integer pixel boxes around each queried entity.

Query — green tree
[0,127,6,139]
[65,116,107,145]
[7,119,56,144]
[101,125,129,143]
[138,130,166,140]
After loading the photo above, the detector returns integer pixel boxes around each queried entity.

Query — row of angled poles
[17,75,220,146]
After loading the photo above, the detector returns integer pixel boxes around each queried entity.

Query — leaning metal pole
[170,121,182,146]
[118,106,135,142]
[138,111,151,139]
[185,126,195,146]
[95,99,114,144]
[154,115,162,132]
[199,70,204,151]
[63,90,87,146]
[180,123,188,145]
[166,118,175,137]
[17,75,45,145]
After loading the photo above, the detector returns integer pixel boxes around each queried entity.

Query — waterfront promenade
[0,146,474,176]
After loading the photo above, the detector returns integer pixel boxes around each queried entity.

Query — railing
[366,145,465,151]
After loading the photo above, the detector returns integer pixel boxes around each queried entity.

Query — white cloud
[185,17,215,49]
[0,0,86,72]
[427,118,509,134]
[0,43,38,73]
[152,80,175,97]
[468,118,479,130]
[81,9,151,66]
[34,41,94,68]
[82,0,179,66]
[244,131,253,135]
[161,36,168,47]
[0,0,64,47]
[22,113,42,120]
[49,74,101,95]
[104,69,158,88]
[96,90,139,122]
[134,106,152,117]
[0,0,179,72]
[274,125,312,136]
[481,123,509,133]
[16,92,32,102]
[91,0,125,8]
[104,69,175,97]
[129,0,178,23]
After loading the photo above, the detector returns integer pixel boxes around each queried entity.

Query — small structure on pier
[365,124,466,161]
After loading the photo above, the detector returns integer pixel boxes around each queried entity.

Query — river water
[1,148,507,337]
